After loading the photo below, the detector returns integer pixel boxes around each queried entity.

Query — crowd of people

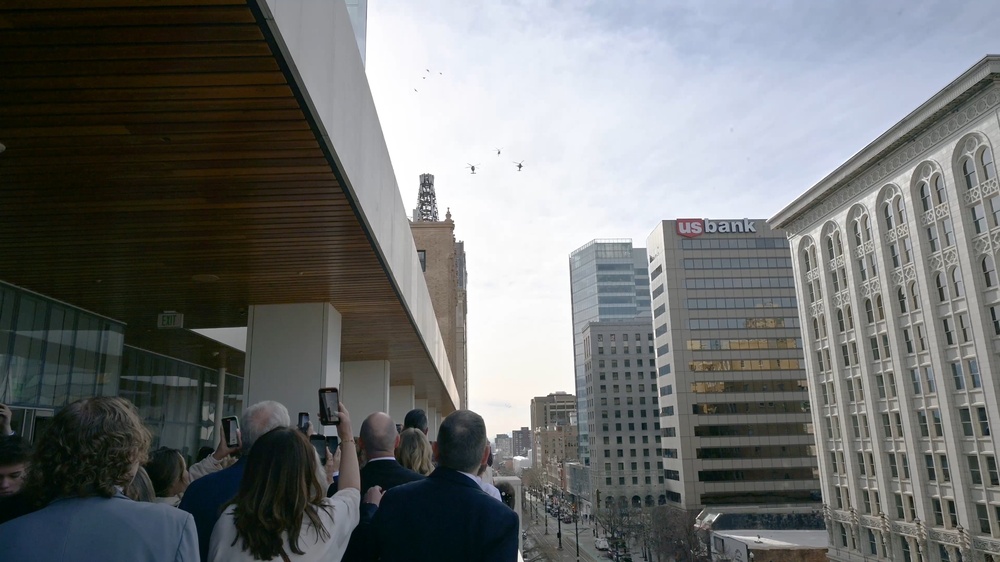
[0,398,519,562]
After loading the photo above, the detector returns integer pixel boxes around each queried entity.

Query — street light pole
[575,502,580,561]
[557,490,563,549]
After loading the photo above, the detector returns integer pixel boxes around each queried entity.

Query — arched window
[896,198,907,225]
[803,250,812,272]
[909,282,920,310]
[812,318,821,340]
[644,495,654,507]
[952,267,965,298]
[935,175,948,204]
[837,309,846,332]
[963,158,979,190]
[864,299,875,324]
[919,182,931,212]
[826,237,836,261]
[853,222,863,247]
[863,216,872,241]
[875,295,885,320]
[936,273,948,302]
[834,232,843,255]
[983,148,997,181]
[845,304,854,329]
[658,495,666,506]
[818,314,827,338]
[984,255,998,288]
[883,204,895,230]
[605,497,614,509]
[897,287,907,313]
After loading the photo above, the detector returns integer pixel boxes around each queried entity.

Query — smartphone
[326,435,340,453]
[298,412,310,433]
[318,387,340,426]
[309,434,329,465]
[222,416,240,448]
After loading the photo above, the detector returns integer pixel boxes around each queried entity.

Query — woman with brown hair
[209,402,366,562]
[395,427,433,476]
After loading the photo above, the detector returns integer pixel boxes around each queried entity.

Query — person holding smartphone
[209,401,376,562]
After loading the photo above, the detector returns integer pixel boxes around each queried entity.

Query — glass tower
[569,240,651,468]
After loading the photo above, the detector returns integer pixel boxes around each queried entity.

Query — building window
[969,455,983,484]
[416,250,426,272]
[960,408,974,436]
[936,273,948,302]
[985,256,998,287]
[970,359,982,388]
[963,157,980,189]
[978,407,991,436]
[952,267,966,298]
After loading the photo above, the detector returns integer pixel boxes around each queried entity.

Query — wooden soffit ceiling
[0,0,451,407]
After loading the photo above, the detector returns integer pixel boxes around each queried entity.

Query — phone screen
[319,388,340,425]
[309,435,328,464]
[222,416,239,448]
[298,412,310,432]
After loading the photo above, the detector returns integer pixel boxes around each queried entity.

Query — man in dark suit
[372,410,519,562]
[178,400,289,561]
[342,412,423,562]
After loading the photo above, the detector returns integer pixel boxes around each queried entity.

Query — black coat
[371,467,519,562]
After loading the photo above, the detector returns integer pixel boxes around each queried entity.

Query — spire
[414,173,439,222]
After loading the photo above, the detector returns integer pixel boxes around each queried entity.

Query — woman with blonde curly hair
[395,427,434,476]
[0,396,198,561]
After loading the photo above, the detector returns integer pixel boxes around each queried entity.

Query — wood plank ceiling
[0,0,453,410]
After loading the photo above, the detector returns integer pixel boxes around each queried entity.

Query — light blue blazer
[0,492,198,562]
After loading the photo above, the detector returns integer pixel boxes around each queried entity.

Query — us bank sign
[676,218,757,238]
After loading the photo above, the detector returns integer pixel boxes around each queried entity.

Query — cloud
[365,0,1000,436]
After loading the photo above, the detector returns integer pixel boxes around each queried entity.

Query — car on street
[595,538,609,550]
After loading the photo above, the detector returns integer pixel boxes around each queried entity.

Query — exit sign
[157,312,184,329]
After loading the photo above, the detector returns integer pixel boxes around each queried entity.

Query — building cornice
[770,55,1000,234]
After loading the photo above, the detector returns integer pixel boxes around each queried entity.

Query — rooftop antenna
[414,173,439,222]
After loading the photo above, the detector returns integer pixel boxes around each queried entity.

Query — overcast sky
[363,0,1000,438]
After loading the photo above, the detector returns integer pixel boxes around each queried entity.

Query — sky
[362,0,1000,438]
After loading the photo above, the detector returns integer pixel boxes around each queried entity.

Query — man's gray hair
[437,410,488,473]
[240,400,290,452]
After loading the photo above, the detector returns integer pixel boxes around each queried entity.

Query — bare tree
[650,506,709,562]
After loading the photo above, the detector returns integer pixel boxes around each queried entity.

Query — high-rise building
[512,426,532,456]
[569,240,654,510]
[410,174,469,409]
[770,56,1000,562]
[344,0,367,66]
[495,433,513,460]
[581,319,664,509]
[647,219,819,511]
[530,392,577,431]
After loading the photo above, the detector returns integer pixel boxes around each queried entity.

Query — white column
[427,406,440,440]
[245,303,342,428]
[341,360,390,434]
[389,385,415,427]
[414,398,429,414]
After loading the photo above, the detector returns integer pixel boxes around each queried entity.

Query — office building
[0,1,458,455]
[581,319,664,510]
[410,174,469,410]
[770,56,1000,562]
[569,240,659,512]
[512,426,533,456]
[530,391,577,431]
[647,219,819,511]
[495,433,513,460]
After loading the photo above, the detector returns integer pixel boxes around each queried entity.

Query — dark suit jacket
[371,467,519,562]
[178,457,246,562]
[341,459,424,562]
[0,493,198,562]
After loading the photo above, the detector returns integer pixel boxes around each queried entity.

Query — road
[523,505,614,562]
